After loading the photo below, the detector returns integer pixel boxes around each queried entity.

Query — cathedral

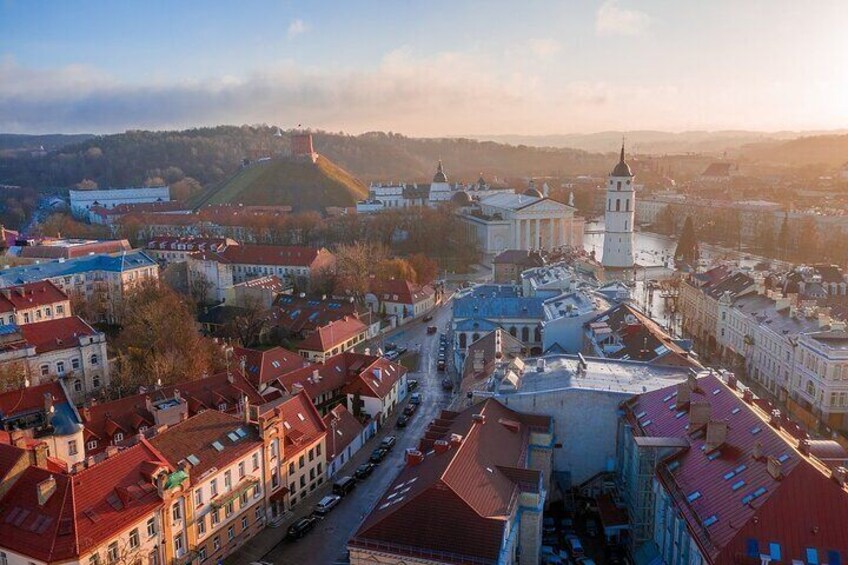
[602,144,636,269]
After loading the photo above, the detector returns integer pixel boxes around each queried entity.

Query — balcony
[209,476,260,509]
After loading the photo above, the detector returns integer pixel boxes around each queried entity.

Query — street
[228,298,456,565]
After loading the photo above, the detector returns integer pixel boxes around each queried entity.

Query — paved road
[234,300,456,565]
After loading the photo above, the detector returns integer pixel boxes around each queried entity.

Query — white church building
[459,182,584,255]
[601,145,636,269]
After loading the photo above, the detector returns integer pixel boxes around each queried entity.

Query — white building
[427,160,452,205]
[602,144,636,268]
[69,186,170,218]
[541,290,611,354]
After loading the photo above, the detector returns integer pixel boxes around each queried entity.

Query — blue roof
[454,318,500,332]
[453,285,545,320]
[0,251,156,285]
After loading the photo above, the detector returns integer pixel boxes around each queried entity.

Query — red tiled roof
[369,277,434,305]
[19,316,100,354]
[351,399,551,563]
[341,357,407,399]
[0,440,170,562]
[219,245,333,268]
[275,352,382,402]
[0,442,27,482]
[0,382,68,420]
[149,410,262,478]
[0,280,68,314]
[146,236,236,252]
[274,391,326,458]
[81,370,264,454]
[323,404,364,460]
[267,294,361,335]
[298,316,367,353]
[234,345,308,387]
[625,373,848,564]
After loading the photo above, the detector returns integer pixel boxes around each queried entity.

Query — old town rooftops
[623,371,848,564]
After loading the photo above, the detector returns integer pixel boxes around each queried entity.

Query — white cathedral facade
[602,145,636,268]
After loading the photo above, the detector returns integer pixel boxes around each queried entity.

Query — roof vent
[742,389,754,404]
[405,449,424,467]
[769,409,782,429]
[434,439,450,454]
[766,456,783,480]
[798,437,811,456]
[832,466,847,487]
[472,413,486,424]
[753,441,764,461]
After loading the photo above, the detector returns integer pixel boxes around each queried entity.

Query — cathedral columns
[514,219,522,249]
[535,219,541,249]
[525,220,531,250]
[549,218,555,249]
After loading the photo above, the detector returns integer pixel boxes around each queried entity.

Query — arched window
[472,333,480,343]
[616,199,621,212]
[90,354,99,366]
[73,379,82,393]
[617,181,622,190]
[509,326,517,337]
[521,327,530,342]
[459,333,467,348]
[626,199,630,212]
[534,326,541,342]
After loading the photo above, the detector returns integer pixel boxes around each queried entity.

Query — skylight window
[686,491,702,503]
[675,411,686,419]
[283,421,291,430]
[703,515,718,527]
[212,441,224,452]
[635,411,647,419]
[731,407,741,415]
[187,454,200,466]
[750,426,762,435]
[227,432,239,442]
[712,389,721,395]
[777,453,790,463]
[667,461,680,471]
[272,361,280,368]
[298,413,305,421]
[732,480,746,491]
[235,428,247,438]
[707,451,721,461]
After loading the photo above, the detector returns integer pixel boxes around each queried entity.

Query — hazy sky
[2,1,848,135]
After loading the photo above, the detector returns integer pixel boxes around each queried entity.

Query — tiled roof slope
[368,277,434,304]
[0,251,157,285]
[268,293,360,335]
[219,245,333,268]
[298,316,367,352]
[0,441,170,562]
[323,404,364,460]
[0,281,68,313]
[341,356,407,399]
[149,410,261,477]
[623,372,848,564]
[258,391,326,457]
[19,316,100,354]
[233,345,307,387]
[351,399,551,563]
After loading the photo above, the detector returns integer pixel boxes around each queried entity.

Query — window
[290,482,296,494]
[87,440,97,450]
[174,534,184,556]
[40,364,50,377]
[224,470,232,490]
[107,542,118,563]
[212,536,220,552]
[288,462,295,475]
[252,453,259,471]
[317,462,323,474]
[300,475,306,487]
[255,506,263,521]
[147,517,156,536]
[241,516,249,530]
[198,547,207,562]
[309,468,315,481]
[227,526,235,541]
[72,358,81,370]
[299,455,305,469]
[309,448,314,462]
[210,478,218,497]
[92,376,101,388]
[113,432,124,443]
[68,440,78,456]
[90,354,99,365]
[195,488,203,507]
[172,502,182,521]
[240,491,248,505]
[196,515,206,537]
[225,501,234,517]
[56,361,65,375]
[89,553,102,565]
[73,379,83,393]
[271,469,279,488]
[211,508,220,526]
[129,528,139,549]
[238,462,245,479]
[57,305,65,314]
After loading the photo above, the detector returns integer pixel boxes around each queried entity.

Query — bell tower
[602,143,635,268]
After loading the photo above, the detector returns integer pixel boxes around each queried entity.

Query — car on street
[427,325,437,334]
[332,476,357,496]
[314,494,342,516]
[354,463,376,479]
[437,360,446,371]
[370,447,389,463]
[403,404,416,416]
[385,350,400,361]
[287,516,317,540]
[396,415,409,428]
[381,436,397,450]
[384,342,397,351]
[410,392,422,405]
[442,378,454,391]
[565,535,584,558]
[423,314,434,322]
[408,379,419,391]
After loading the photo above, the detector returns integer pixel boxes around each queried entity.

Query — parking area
[541,494,629,565]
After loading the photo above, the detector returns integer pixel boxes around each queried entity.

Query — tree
[333,242,388,300]
[169,177,202,201]
[111,280,224,394]
[654,205,676,235]
[375,258,417,282]
[756,216,776,255]
[797,216,819,258]
[408,253,438,284]
[223,297,268,347]
[675,216,700,266]
[0,362,29,392]
[777,213,790,259]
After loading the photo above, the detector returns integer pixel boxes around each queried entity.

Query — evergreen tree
[777,213,790,259]
[675,216,700,266]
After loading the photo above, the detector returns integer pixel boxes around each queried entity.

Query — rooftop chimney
[32,443,48,468]
[798,437,811,456]
[766,456,783,480]
[450,434,463,447]
[769,409,782,429]
[726,372,738,390]
[687,373,698,392]
[405,449,424,467]
[36,476,57,506]
[753,441,764,461]
[10,430,27,448]
[832,466,847,487]
[705,420,728,452]
[434,439,450,454]
[472,413,486,424]
[689,401,711,427]
[743,389,754,404]
[676,382,691,409]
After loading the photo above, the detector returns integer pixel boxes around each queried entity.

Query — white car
[314,494,342,515]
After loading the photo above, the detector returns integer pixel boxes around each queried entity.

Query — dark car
[396,415,409,428]
[355,463,376,479]
[403,404,416,416]
[384,342,397,351]
[423,314,434,322]
[427,325,437,334]
[437,360,446,372]
[410,392,422,405]
[370,447,389,463]
[408,379,419,391]
[381,436,397,450]
[442,378,454,391]
[287,516,317,539]
[332,476,357,496]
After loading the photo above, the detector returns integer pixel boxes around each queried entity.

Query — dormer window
[113,432,124,443]
[218,402,227,411]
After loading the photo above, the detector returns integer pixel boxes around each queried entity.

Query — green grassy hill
[191,155,369,211]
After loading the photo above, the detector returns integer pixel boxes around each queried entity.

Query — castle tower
[602,143,635,268]
[428,160,452,206]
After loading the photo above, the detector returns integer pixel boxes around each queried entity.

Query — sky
[2,0,848,136]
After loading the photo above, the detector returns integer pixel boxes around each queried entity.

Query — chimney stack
[405,449,424,467]
[705,420,728,452]
[689,401,711,427]
[434,439,450,454]
[10,430,27,448]
[832,466,848,487]
[32,442,48,468]
[743,389,754,404]
[769,409,782,429]
[766,456,783,480]
[676,382,691,409]
[726,372,738,390]
[449,433,463,448]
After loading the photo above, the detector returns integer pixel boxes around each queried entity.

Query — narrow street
[229,299,456,564]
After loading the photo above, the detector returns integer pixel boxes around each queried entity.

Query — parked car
[442,378,454,391]
[543,517,557,535]
[396,346,409,356]
[314,494,342,516]
[355,463,376,479]
[384,350,400,361]
[287,516,317,539]
[332,476,357,496]
[423,314,434,322]
[370,447,389,464]
[396,415,409,428]
[410,392,422,405]
[384,342,397,351]
[403,404,416,416]
[437,360,446,371]
[381,436,397,450]
[565,535,585,559]
[408,379,419,391]
[427,325,437,334]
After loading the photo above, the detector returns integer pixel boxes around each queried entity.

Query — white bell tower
[602,143,635,268]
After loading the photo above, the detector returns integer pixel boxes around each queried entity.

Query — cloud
[287,19,308,40]
[527,38,561,59]
[595,0,650,36]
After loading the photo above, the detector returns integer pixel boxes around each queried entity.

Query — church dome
[611,143,633,177]
[524,188,543,198]
[451,191,472,205]
[433,160,448,183]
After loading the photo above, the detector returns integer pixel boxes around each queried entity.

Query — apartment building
[364,277,436,325]
[149,410,267,564]
[0,281,71,326]
[342,356,408,425]
[145,236,237,265]
[0,251,159,323]
[296,316,368,363]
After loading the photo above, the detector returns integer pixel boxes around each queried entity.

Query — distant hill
[737,134,848,169]
[0,133,95,152]
[191,155,368,211]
